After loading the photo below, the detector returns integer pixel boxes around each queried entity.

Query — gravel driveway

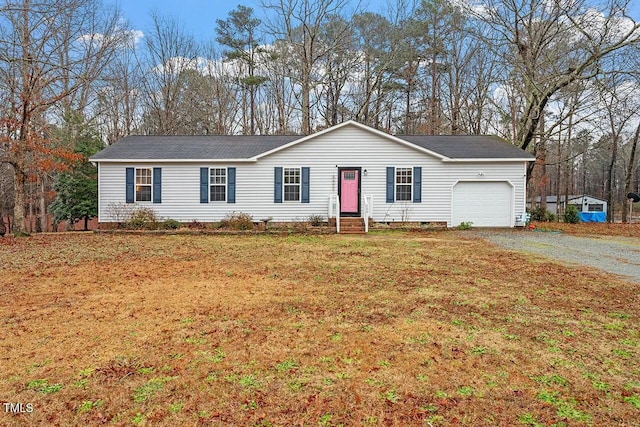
[475,230,640,283]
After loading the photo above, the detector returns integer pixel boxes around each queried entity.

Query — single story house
[90,121,534,231]
[529,195,607,222]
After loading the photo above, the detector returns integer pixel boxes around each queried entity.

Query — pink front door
[340,169,359,214]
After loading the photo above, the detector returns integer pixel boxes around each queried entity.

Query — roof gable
[253,121,450,161]
[90,120,534,162]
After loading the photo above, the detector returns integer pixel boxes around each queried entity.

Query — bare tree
[593,61,638,221]
[623,123,640,221]
[262,0,355,134]
[468,0,640,177]
[95,35,144,144]
[0,0,129,233]
[140,11,200,135]
[412,0,459,134]
[351,12,396,128]
[621,50,640,222]
[315,15,358,127]
[260,40,298,134]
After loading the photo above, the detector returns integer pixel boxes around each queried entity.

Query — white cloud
[449,0,489,17]
[152,56,226,77]
[128,30,145,45]
[77,29,145,50]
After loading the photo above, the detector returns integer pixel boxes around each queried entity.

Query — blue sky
[116,0,640,44]
[116,0,263,42]
[115,0,383,42]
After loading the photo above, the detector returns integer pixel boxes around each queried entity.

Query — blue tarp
[579,212,606,222]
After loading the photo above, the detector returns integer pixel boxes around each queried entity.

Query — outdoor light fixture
[363,169,368,176]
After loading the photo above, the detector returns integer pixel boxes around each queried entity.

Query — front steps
[338,217,366,234]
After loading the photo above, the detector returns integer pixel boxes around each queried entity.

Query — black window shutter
[126,167,134,203]
[386,167,395,203]
[153,168,162,204]
[200,167,209,203]
[274,167,283,203]
[301,167,310,203]
[227,167,236,203]
[413,167,422,203]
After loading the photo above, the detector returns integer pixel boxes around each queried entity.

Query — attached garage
[452,181,514,227]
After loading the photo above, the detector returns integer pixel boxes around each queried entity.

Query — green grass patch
[623,394,640,409]
[27,379,63,394]
[78,400,103,413]
[132,377,175,403]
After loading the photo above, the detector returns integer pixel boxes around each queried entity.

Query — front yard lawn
[1,231,638,426]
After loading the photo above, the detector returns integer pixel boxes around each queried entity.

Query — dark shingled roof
[90,131,534,161]
[90,135,299,160]
[398,135,534,159]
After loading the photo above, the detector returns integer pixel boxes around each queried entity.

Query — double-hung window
[135,168,152,202]
[210,168,227,202]
[283,168,301,201]
[395,168,412,201]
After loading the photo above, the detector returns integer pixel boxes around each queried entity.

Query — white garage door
[452,181,513,227]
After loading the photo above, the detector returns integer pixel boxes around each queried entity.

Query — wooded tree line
[1,0,639,233]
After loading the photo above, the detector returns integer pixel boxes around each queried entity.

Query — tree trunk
[13,166,27,234]
[39,176,47,232]
[622,123,640,222]
[28,182,34,233]
[538,143,548,212]
[302,73,311,135]
[563,101,575,223]
[301,28,312,135]
[555,132,561,221]
[607,135,618,223]
[537,114,548,212]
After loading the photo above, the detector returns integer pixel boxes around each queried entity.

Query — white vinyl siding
[97,124,528,226]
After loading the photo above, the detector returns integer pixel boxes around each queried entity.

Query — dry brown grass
[1,231,639,426]
[531,221,640,238]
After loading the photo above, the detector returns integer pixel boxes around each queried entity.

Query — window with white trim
[284,167,301,201]
[395,167,412,201]
[136,168,152,202]
[588,203,603,212]
[210,168,227,202]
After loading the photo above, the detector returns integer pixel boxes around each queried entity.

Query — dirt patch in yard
[1,232,639,426]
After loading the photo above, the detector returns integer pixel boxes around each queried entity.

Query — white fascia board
[91,158,258,163]
[253,120,450,161]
